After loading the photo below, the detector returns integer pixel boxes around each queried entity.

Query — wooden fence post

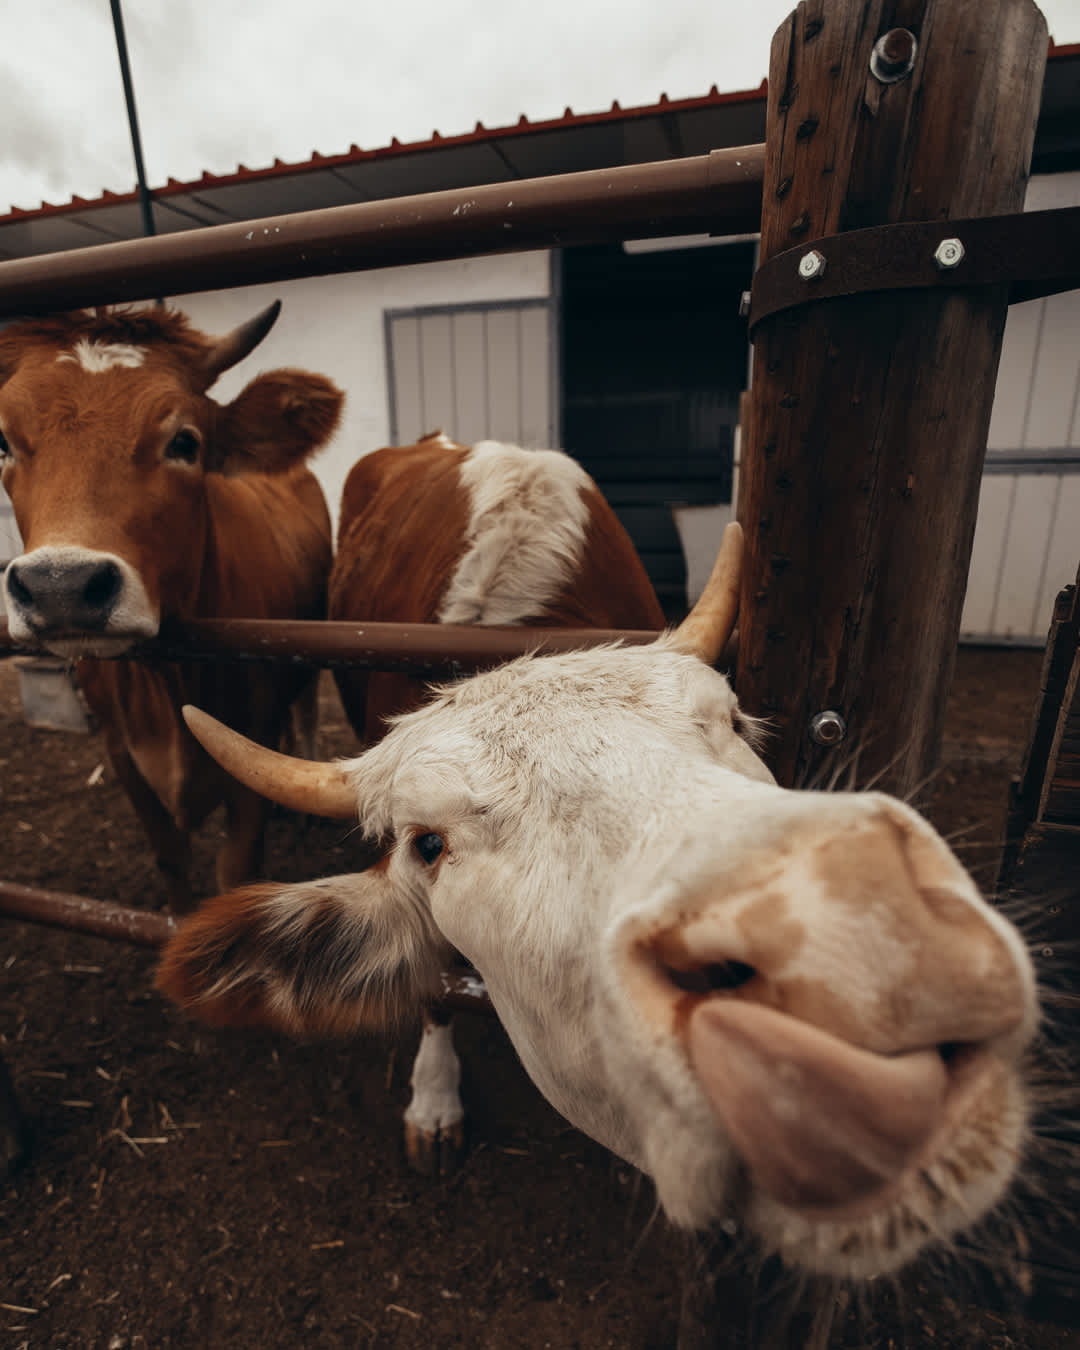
[736,0,1049,797]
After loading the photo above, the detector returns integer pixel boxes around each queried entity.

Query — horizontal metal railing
[0,145,764,316]
[0,138,757,1025]
[0,615,664,670]
[0,881,493,1015]
[1,616,714,1017]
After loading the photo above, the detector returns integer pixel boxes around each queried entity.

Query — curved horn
[669,521,743,666]
[183,704,356,820]
[201,300,282,383]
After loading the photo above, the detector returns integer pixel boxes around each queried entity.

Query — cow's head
[0,303,342,656]
[156,527,1038,1281]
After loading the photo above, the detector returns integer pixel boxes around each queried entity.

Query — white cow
[157,527,1038,1282]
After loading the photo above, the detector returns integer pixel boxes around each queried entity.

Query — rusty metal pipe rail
[0,881,494,1017]
[0,616,662,671]
[0,145,764,317]
[0,880,176,947]
[0,615,678,1021]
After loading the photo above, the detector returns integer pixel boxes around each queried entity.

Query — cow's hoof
[403,1117,466,1178]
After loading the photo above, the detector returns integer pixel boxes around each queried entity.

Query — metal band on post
[746,207,1080,333]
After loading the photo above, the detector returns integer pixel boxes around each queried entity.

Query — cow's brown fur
[0,308,340,901]
[329,432,665,743]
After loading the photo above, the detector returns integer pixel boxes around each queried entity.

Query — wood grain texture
[736,0,1048,795]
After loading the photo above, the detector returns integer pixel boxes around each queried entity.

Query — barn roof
[1,42,1077,263]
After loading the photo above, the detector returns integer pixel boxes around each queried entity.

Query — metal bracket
[746,206,1080,335]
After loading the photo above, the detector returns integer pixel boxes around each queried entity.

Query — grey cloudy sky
[4,0,1078,216]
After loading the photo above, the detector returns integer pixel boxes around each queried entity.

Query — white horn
[669,521,744,666]
[201,300,282,383]
[183,704,356,820]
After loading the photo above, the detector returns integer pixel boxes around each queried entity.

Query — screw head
[1041,946,1055,959]
[798,249,827,281]
[934,238,965,270]
[809,710,846,746]
[870,28,917,83]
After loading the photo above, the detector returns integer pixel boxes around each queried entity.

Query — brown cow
[328,430,665,1172]
[331,430,665,741]
[0,302,340,902]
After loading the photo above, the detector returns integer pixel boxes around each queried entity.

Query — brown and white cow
[327,430,665,1171]
[157,527,1039,1284]
[0,303,340,901]
[330,430,666,740]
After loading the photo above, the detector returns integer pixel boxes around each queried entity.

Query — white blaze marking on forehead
[438,440,591,626]
[57,339,147,373]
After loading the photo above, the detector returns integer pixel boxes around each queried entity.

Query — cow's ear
[155,877,450,1036]
[211,369,344,475]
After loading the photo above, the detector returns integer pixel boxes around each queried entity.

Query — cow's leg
[0,1050,29,1174]
[107,743,192,908]
[217,784,269,893]
[403,1011,465,1177]
[283,677,320,761]
[332,668,370,744]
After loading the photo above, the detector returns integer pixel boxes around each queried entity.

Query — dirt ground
[2,647,1078,1350]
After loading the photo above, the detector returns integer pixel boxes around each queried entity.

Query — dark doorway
[560,240,754,616]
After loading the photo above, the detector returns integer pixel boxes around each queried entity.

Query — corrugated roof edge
[1,79,769,224]
[4,39,1077,225]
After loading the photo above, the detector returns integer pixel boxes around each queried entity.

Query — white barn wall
[179,250,552,536]
[961,170,1080,643]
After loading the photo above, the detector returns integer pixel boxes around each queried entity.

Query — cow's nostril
[6,564,33,607]
[666,960,756,995]
[937,1041,976,1070]
[83,561,122,613]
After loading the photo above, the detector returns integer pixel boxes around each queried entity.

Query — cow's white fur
[57,340,146,373]
[170,637,1038,1282]
[437,441,591,626]
[331,639,1036,1278]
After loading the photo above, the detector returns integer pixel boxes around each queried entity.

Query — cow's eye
[0,428,10,459]
[414,832,445,865]
[164,428,201,464]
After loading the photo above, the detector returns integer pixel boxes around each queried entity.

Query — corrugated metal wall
[960,170,1080,643]
[386,300,555,450]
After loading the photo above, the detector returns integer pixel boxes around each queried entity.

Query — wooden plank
[737,0,1049,796]
[1010,575,1079,832]
[451,310,489,446]
[1042,648,1080,826]
[418,312,456,437]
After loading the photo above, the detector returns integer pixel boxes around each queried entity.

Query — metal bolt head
[934,238,965,270]
[798,249,827,281]
[870,28,917,83]
[809,710,846,746]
